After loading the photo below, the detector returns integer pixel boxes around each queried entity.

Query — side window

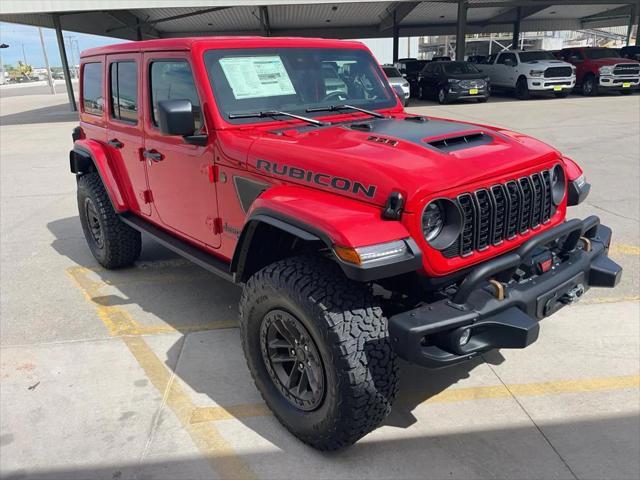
[110,61,138,123]
[82,62,103,115]
[150,60,202,130]
[497,53,517,65]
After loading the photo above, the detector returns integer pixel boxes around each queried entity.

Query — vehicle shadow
[5,413,639,479]
[47,215,505,451]
[0,103,79,126]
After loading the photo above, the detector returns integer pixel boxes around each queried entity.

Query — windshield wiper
[306,104,387,119]
[228,110,327,126]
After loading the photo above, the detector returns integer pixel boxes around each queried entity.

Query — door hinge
[206,216,223,235]
[208,165,219,183]
[213,217,223,235]
[142,190,153,204]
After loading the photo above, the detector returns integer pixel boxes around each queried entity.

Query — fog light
[458,328,471,346]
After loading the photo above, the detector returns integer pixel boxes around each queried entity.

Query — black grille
[613,64,640,76]
[443,169,556,258]
[544,67,573,78]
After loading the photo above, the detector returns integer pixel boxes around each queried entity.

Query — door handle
[107,138,124,149]
[143,149,164,162]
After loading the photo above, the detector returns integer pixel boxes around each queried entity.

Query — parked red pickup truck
[556,47,640,95]
[70,37,621,450]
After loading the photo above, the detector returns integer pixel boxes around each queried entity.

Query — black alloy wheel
[84,197,105,250]
[260,309,325,411]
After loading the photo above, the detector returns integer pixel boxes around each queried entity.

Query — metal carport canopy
[0,0,637,40]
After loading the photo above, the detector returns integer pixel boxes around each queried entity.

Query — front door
[106,53,150,215]
[142,52,220,248]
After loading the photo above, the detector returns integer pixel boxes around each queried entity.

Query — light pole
[38,28,55,94]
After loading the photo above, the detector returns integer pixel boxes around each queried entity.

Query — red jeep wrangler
[70,37,622,450]
[557,47,640,95]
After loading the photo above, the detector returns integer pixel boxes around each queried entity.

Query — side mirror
[157,99,195,136]
[504,59,515,67]
[157,99,207,145]
[569,56,581,63]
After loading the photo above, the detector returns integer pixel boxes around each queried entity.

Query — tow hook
[559,284,585,305]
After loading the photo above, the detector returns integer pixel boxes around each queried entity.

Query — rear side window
[150,61,202,130]
[82,62,103,115]
[110,61,138,123]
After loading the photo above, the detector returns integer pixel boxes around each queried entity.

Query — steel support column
[512,7,522,49]
[53,14,76,112]
[626,4,637,46]
[456,0,468,61]
[392,11,399,63]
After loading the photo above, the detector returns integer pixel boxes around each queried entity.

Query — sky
[0,21,418,68]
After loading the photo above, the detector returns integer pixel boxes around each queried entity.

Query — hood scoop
[427,132,492,152]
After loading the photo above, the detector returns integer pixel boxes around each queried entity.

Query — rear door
[142,52,220,248]
[106,53,150,215]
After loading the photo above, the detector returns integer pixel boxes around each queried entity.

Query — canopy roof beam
[379,1,422,32]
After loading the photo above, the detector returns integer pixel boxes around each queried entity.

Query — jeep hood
[246,116,561,212]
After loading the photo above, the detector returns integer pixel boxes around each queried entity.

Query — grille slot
[613,64,640,76]
[442,168,556,258]
[544,66,573,78]
[458,194,476,257]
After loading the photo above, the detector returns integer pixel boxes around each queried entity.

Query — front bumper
[527,77,575,91]
[448,85,489,100]
[389,216,622,368]
[598,75,640,90]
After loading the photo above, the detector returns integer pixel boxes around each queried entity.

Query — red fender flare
[72,139,129,212]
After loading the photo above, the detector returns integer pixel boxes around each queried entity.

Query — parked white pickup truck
[478,50,576,99]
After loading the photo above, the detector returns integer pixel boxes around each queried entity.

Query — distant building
[419,27,633,60]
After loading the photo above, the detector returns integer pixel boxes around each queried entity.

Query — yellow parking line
[190,374,640,424]
[67,266,256,480]
[609,243,640,256]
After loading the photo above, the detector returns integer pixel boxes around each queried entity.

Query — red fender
[247,185,410,248]
[561,156,584,182]
[74,139,129,212]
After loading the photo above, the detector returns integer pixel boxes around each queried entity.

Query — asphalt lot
[1,88,639,480]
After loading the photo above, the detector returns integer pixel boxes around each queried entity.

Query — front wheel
[515,77,530,100]
[437,87,449,104]
[582,75,598,96]
[239,256,399,450]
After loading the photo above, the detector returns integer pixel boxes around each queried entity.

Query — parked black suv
[394,58,429,97]
[417,61,490,104]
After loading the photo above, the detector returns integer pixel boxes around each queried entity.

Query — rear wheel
[582,74,598,96]
[77,173,141,269]
[239,256,399,450]
[515,77,530,100]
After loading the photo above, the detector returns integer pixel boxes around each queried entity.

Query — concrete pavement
[1,91,638,479]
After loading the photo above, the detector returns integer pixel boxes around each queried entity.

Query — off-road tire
[77,173,141,269]
[239,256,399,450]
[515,77,530,100]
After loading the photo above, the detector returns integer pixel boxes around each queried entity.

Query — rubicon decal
[255,159,377,198]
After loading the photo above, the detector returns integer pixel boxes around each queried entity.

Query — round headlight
[550,164,566,205]
[421,199,463,250]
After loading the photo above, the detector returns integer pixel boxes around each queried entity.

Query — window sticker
[219,56,296,99]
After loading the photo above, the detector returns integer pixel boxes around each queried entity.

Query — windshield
[204,48,396,123]
[383,67,402,78]
[584,48,620,59]
[443,62,480,74]
[519,51,557,62]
